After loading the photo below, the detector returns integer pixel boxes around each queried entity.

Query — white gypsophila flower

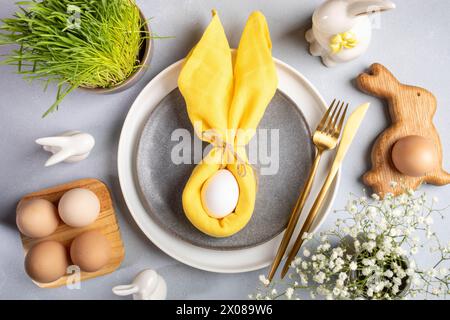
[374,282,385,293]
[301,261,308,270]
[350,261,358,271]
[339,272,348,281]
[392,285,399,295]
[259,275,270,286]
[376,250,385,260]
[392,207,403,217]
[336,279,344,287]
[285,287,294,299]
[432,288,441,295]
[316,254,326,261]
[417,216,425,224]
[271,288,277,296]
[425,216,434,225]
[396,269,406,279]
[384,270,394,278]
[293,257,302,266]
[413,277,422,286]
[366,206,377,219]
[368,232,377,240]
[303,248,310,257]
[395,247,406,256]
[427,268,437,277]
[371,193,380,201]
[439,268,448,276]
[346,201,358,214]
[405,268,415,277]
[363,241,376,253]
[333,287,341,296]
[367,288,374,297]
[362,258,374,266]
[393,277,402,286]
[362,267,372,276]
[389,228,398,237]
[349,227,359,238]
[300,274,308,286]
[313,272,326,284]
[410,247,418,255]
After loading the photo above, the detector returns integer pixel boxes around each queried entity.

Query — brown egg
[25,240,69,283]
[70,230,111,272]
[392,135,437,177]
[16,199,60,238]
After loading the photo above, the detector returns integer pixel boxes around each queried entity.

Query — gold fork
[267,99,348,282]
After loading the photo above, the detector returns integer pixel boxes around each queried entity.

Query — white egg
[201,169,239,219]
[58,188,100,227]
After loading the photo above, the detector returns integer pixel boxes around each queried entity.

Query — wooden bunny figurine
[357,63,450,196]
[306,0,395,67]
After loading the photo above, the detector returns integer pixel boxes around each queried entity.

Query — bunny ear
[178,10,233,139]
[228,11,278,145]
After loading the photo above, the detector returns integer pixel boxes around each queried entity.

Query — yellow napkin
[178,11,278,237]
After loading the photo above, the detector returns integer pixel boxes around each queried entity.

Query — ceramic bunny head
[112,269,167,300]
[305,0,395,67]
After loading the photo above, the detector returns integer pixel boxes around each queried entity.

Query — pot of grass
[0,0,153,117]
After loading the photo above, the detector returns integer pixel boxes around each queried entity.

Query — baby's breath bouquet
[253,184,449,300]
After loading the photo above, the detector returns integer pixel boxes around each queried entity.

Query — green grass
[0,0,149,117]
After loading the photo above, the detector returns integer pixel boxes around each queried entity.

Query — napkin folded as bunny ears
[178,11,278,237]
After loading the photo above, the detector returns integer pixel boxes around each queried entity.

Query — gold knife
[280,102,370,279]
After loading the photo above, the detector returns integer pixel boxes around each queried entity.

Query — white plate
[118,58,340,273]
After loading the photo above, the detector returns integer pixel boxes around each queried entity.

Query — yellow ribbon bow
[178,11,278,237]
[329,31,358,54]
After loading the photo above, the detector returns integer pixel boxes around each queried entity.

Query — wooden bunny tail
[426,170,450,186]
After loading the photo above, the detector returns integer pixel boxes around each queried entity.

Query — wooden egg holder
[19,178,125,288]
[357,63,450,196]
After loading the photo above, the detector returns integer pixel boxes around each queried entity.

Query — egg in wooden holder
[178,11,278,237]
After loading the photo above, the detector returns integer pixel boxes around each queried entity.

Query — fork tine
[317,99,336,131]
[324,100,343,134]
[334,103,348,137]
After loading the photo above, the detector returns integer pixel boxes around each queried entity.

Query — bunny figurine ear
[178,10,233,140]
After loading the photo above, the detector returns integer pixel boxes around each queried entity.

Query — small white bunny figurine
[112,269,167,300]
[305,0,395,67]
[36,130,95,167]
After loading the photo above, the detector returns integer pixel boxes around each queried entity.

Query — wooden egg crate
[19,178,125,288]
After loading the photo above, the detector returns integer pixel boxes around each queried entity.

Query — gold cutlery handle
[267,149,323,281]
[281,163,338,278]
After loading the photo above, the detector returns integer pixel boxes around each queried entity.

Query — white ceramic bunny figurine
[305,0,395,67]
[36,130,95,167]
[112,269,167,300]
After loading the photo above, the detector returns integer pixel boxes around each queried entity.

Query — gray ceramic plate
[136,89,314,250]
